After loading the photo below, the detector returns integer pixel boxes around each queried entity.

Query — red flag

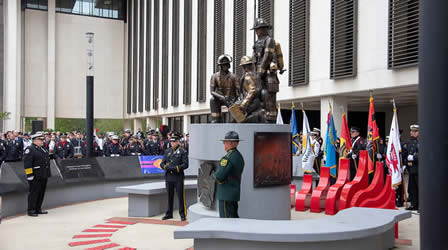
[339,113,352,159]
[367,96,380,173]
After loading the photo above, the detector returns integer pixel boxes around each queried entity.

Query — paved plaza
[0,197,419,250]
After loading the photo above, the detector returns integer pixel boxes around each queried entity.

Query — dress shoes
[181,216,187,221]
[162,215,173,220]
[406,206,418,211]
[27,211,38,217]
[37,210,48,214]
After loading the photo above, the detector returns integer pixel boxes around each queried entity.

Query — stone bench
[174,207,411,250]
[116,179,197,217]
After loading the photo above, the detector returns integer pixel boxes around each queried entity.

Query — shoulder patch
[220,158,228,167]
[25,148,30,155]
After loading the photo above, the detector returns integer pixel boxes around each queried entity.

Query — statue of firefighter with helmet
[251,18,285,123]
[210,54,241,123]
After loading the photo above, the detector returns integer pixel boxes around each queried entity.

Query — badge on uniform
[25,148,30,154]
[220,159,228,167]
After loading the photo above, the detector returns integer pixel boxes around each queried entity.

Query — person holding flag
[339,113,352,159]
[324,106,338,181]
[301,109,315,174]
[366,94,380,181]
[347,126,365,180]
[385,100,404,207]
[290,103,300,156]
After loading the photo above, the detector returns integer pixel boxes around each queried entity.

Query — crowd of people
[0,128,189,161]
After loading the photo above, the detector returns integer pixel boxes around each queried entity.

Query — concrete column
[320,96,348,137]
[3,0,22,131]
[47,0,56,129]
[133,118,142,133]
[146,117,157,130]
[123,119,132,130]
[162,116,168,125]
[183,114,190,134]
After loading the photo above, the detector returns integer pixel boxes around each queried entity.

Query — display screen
[254,132,292,187]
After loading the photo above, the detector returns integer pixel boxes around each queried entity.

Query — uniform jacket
[348,136,366,158]
[160,145,188,182]
[214,148,245,201]
[403,137,419,174]
[210,71,241,103]
[23,144,51,180]
[125,142,143,156]
[0,140,7,161]
[144,139,159,155]
[104,143,123,156]
[54,141,74,159]
[5,138,23,161]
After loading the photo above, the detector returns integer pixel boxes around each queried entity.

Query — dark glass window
[26,0,124,20]
[26,0,48,10]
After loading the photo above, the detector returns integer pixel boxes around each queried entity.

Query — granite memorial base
[189,124,292,221]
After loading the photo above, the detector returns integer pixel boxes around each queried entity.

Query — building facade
[3,0,419,139]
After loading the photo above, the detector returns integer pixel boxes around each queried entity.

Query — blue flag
[324,110,338,177]
[291,104,300,155]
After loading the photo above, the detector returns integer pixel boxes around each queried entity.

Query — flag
[324,108,338,177]
[276,105,284,124]
[386,101,402,187]
[301,109,314,173]
[290,104,300,155]
[339,113,352,159]
[367,96,380,174]
[139,155,165,174]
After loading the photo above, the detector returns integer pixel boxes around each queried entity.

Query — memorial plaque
[56,158,105,182]
[254,132,292,187]
[198,161,218,208]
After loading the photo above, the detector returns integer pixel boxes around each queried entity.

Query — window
[289,0,309,86]
[145,0,152,111]
[330,0,357,79]
[24,0,127,20]
[233,0,246,78]
[132,0,139,113]
[214,0,225,73]
[388,0,419,69]
[197,0,207,103]
[126,0,132,114]
[171,0,180,107]
[138,0,144,112]
[26,0,48,10]
[183,0,192,105]
[168,116,184,134]
[258,0,274,35]
[153,0,160,110]
[161,0,169,108]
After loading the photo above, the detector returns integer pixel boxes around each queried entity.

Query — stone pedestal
[189,124,291,221]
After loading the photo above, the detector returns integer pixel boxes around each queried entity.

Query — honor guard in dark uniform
[236,56,265,123]
[252,18,284,123]
[347,127,366,180]
[5,132,23,162]
[104,135,123,157]
[210,54,241,123]
[23,132,51,217]
[403,124,419,211]
[71,132,85,158]
[144,131,160,155]
[125,136,144,156]
[120,129,132,147]
[213,131,245,218]
[160,133,189,221]
[54,134,74,159]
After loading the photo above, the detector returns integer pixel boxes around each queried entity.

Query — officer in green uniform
[213,131,245,218]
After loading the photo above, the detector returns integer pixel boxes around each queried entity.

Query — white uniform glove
[407,155,414,161]
[352,154,357,160]
[27,176,34,181]
[377,153,382,159]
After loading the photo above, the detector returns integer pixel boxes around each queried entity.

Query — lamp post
[86,32,94,157]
